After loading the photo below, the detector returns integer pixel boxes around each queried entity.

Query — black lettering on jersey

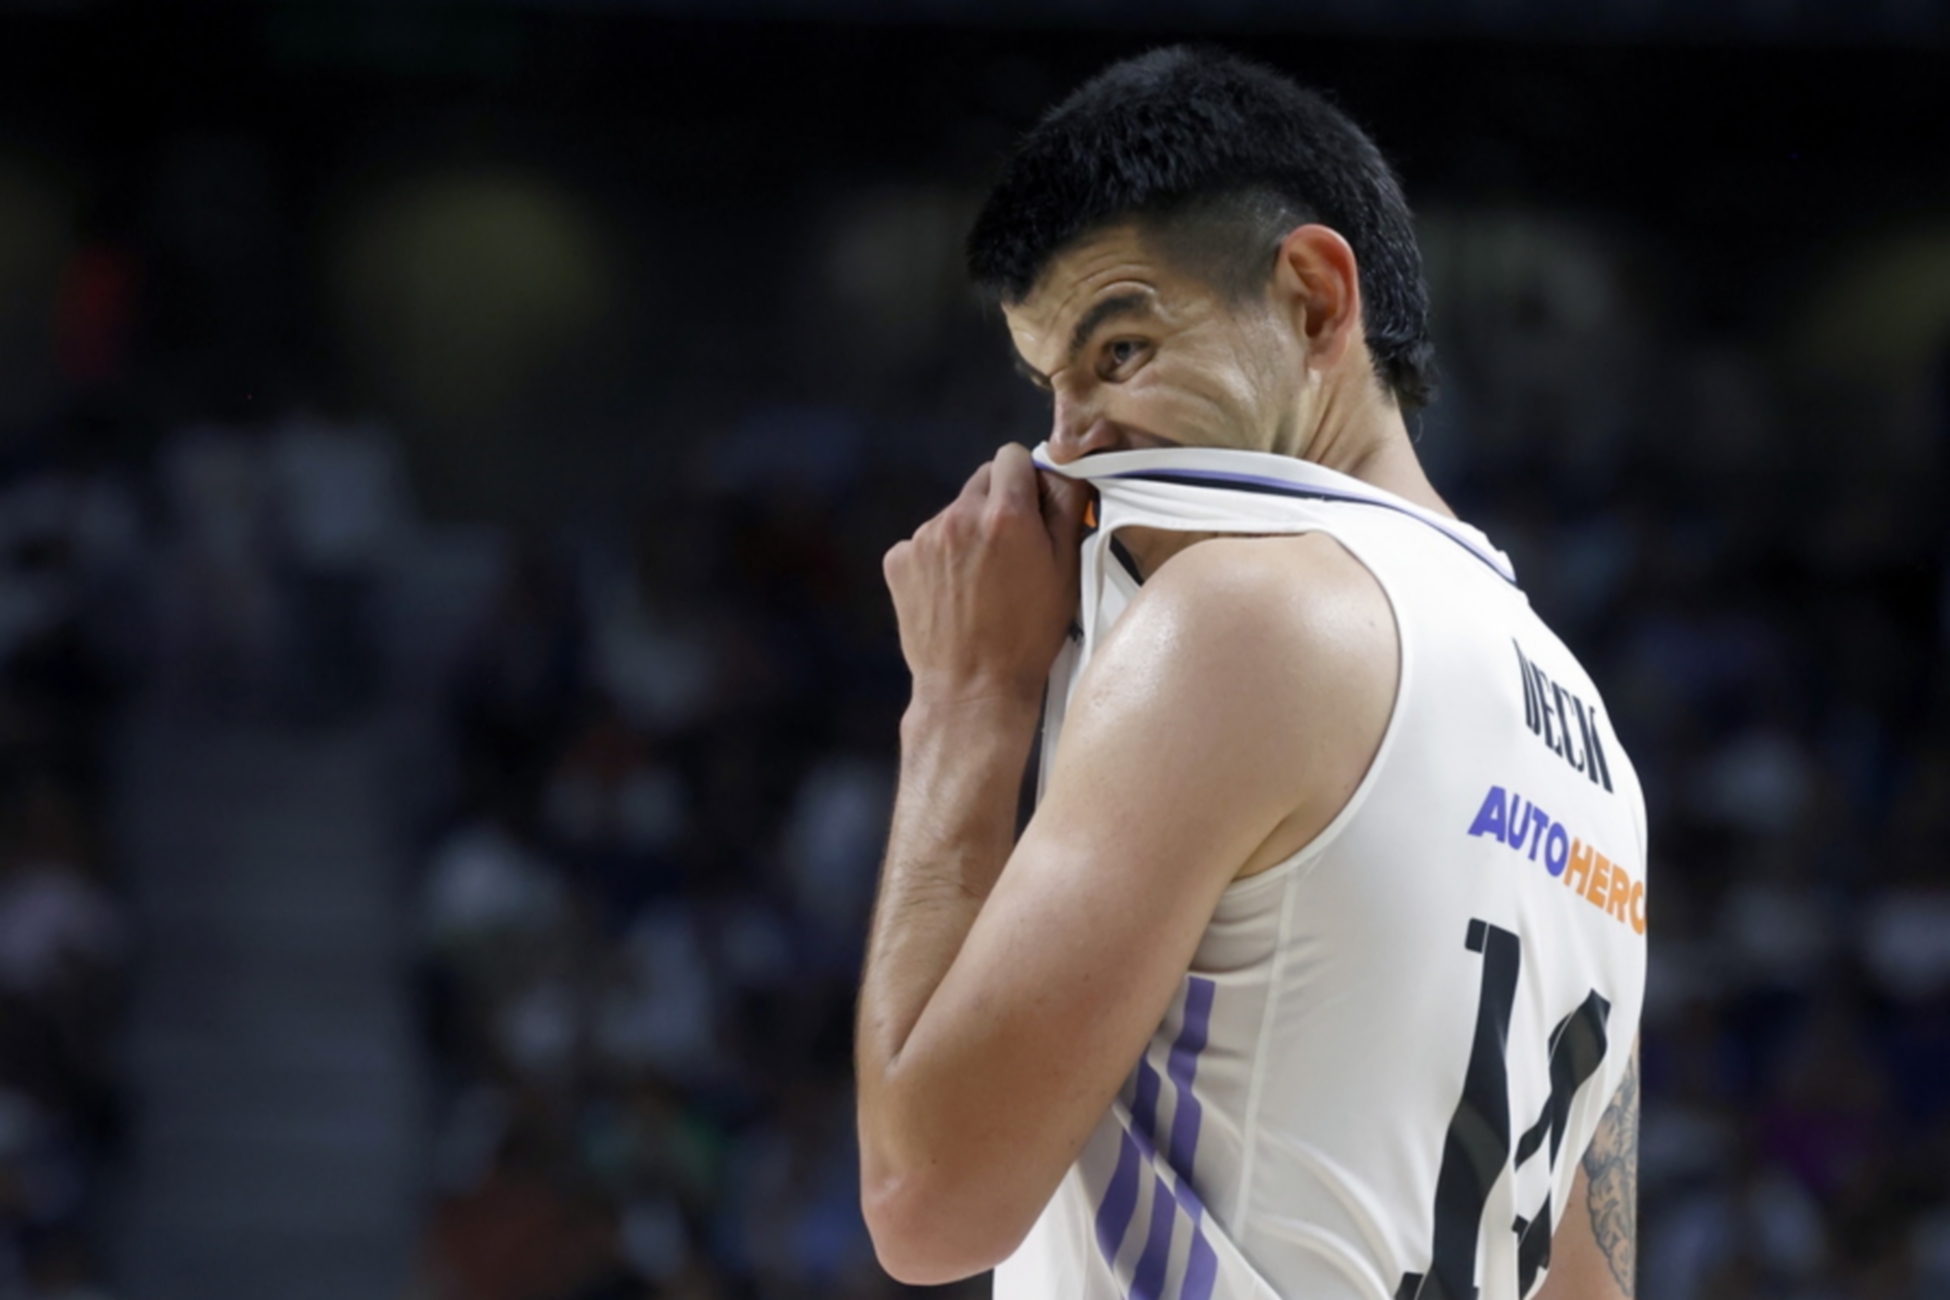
[1399,923,1613,1300]
[1409,919,1520,1300]
[1513,641,1614,794]
[1511,990,1611,1295]
[1518,649,1540,734]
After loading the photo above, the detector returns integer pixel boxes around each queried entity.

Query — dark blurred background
[0,1,1945,1298]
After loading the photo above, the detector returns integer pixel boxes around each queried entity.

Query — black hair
[966,46,1436,409]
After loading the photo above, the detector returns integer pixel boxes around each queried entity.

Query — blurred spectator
[0,418,133,1296]
[415,1107,637,1300]
[723,1076,882,1299]
[542,700,690,926]
[266,400,415,723]
[777,727,892,975]
[423,806,567,972]
[0,780,121,1005]
[154,414,279,713]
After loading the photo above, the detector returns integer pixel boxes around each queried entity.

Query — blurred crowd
[0,54,1945,1300]
[407,411,925,1300]
[0,411,139,1299]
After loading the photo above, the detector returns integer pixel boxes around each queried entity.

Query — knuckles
[885,446,1053,589]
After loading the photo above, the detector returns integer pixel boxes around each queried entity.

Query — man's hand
[882,443,1091,712]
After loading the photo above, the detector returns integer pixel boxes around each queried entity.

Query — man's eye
[1104,339,1145,372]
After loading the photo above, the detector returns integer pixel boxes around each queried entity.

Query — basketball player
[856,48,1644,1300]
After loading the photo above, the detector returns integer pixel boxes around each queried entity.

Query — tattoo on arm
[1581,1047,1639,1296]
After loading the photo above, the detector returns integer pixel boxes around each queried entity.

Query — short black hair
[966,46,1436,410]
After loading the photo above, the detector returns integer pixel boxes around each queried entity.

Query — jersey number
[1396,919,1611,1300]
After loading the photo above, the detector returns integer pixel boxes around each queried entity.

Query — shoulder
[1062,533,1398,856]
[1085,532,1396,706]
[1158,530,1389,614]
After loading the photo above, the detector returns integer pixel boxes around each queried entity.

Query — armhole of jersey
[1233,853,1305,1229]
[1218,525,1413,898]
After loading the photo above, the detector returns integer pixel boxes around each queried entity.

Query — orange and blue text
[1467,785,1645,937]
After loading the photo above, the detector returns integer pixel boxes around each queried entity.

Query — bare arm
[854,691,1040,1265]
[1536,1042,1638,1300]
[857,450,1396,1284]
[856,444,1091,1283]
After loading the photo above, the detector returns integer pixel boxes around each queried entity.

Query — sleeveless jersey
[995,445,1648,1300]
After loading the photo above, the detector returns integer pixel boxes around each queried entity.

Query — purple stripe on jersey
[1165,978,1219,1300]
[1181,1227,1220,1300]
[1092,979,1221,1298]
[1094,1131,1143,1266]
[1132,1053,1165,1139]
[1122,977,1219,1300]
[1090,1054,1165,1265]
[1166,978,1215,1182]
[1130,1170,1179,1300]
[1133,1164,1221,1300]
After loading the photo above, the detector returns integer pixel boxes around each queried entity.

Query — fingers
[881,536,911,584]
[955,461,993,506]
[989,444,1039,515]
[1038,471,1093,558]
[932,446,1086,560]
[981,445,1089,561]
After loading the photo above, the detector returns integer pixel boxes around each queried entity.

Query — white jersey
[996,445,1648,1300]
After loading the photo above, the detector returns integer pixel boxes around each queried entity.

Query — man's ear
[1270,224,1363,370]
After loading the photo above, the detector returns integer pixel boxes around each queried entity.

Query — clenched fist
[883,444,1093,712]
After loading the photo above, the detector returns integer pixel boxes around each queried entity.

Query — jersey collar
[1030,442,1517,587]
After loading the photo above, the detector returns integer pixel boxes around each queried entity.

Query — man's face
[1003,222,1303,465]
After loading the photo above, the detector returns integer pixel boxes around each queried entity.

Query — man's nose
[1046,391,1125,465]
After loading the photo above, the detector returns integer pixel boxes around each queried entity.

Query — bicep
[926,537,1387,1080]
[900,592,1311,1212]
[1537,1043,1638,1300]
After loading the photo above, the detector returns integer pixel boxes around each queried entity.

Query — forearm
[860,447,1088,1281]
[857,694,1039,1174]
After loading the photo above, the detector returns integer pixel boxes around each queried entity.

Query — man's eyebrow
[1066,292,1154,365]
[1011,291,1156,390]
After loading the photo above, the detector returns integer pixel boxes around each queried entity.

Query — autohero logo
[1466,784,1645,937]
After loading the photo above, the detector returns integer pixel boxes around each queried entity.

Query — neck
[1299,371,1453,520]
[1116,375,1454,580]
